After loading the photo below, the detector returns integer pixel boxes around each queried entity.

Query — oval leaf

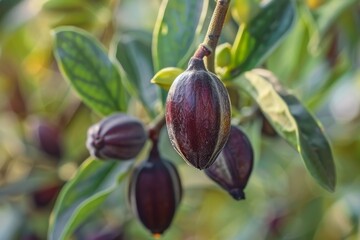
[113,32,158,116]
[48,159,132,240]
[229,0,296,77]
[152,0,208,71]
[53,27,127,116]
[151,67,183,91]
[231,69,336,192]
[280,94,336,192]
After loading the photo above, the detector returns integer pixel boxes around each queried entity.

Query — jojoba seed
[128,142,182,237]
[166,57,231,170]
[205,125,253,200]
[86,113,147,160]
[32,183,62,208]
[32,120,63,159]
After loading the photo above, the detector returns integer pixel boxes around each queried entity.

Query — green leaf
[151,67,183,91]
[152,0,209,71]
[48,159,132,240]
[280,94,336,192]
[229,0,296,78]
[113,31,158,116]
[53,27,127,116]
[231,69,336,191]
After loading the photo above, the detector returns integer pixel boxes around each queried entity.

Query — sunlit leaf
[231,70,298,147]
[48,158,132,240]
[230,69,336,191]
[229,0,296,78]
[152,0,209,71]
[53,27,127,116]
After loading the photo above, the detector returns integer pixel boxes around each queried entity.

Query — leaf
[280,94,336,192]
[152,0,208,71]
[230,69,336,191]
[232,70,298,147]
[48,159,132,240]
[53,27,127,116]
[151,67,183,91]
[229,0,296,78]
[113,32,158,116]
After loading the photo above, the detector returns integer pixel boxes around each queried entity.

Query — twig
[147,114,166,143]
[193,0,231,72]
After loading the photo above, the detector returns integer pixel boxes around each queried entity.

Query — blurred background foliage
[0,0,360,239]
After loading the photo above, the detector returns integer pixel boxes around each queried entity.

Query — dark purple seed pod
[128,142,182,237]
[204,125,253,200]
[32,120,63,159]
[166,57,231,170]
[86,113,147,160]
[32,183,62,208]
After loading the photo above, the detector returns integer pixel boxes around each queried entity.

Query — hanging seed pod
[166,57,231,170]
[32,119,63,160]
[129,142,182,237]
[205,125,253,200]
[32,182,62,208]
[86,113,147,160]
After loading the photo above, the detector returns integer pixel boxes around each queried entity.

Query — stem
[147,114,166,143]
[194,0,231,72]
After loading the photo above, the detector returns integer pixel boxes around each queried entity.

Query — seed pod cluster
[166,57,231,170]
[205,125,254,200]
[128,142,182,237]
[86,113,147,160]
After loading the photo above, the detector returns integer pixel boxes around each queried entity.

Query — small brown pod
[86,113,147,160]
[205,125,254,200]
[128,142,182,237]
[166,57,231,170]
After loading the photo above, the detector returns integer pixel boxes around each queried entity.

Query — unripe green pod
[166,58,231,170]
[216,43,232,68]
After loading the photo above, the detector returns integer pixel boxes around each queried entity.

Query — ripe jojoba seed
[166,57,231,170]
[32,119,63,159]
[32,183,62,208]
[86,113,147,160]
[205,125,253,200]
[128,142,182,237]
